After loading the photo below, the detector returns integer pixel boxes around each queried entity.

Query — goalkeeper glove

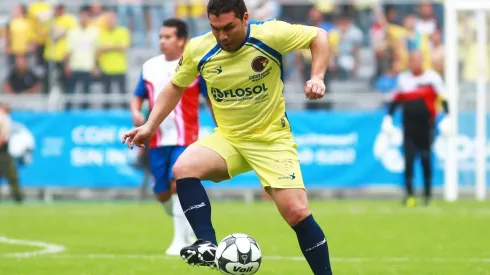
[381,115,396,136]
[438,116,453,137]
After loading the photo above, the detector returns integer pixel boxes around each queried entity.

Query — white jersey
[396,69,445,96]
[134,54,205,148]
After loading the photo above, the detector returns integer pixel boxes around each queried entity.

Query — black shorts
[403,122,434,151]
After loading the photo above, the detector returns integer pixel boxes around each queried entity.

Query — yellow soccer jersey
[173,20,318,141]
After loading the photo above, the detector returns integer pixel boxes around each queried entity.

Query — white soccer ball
[215,233,262,275]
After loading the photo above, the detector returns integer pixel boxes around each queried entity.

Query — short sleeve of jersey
[268,20,318,54]
[172,40,199,88]
[133,72,147,98]
[198,75,208,98]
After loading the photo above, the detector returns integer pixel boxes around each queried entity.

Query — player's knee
[172,161,193,180]
[284,204,311,226]
[155,191,171,203]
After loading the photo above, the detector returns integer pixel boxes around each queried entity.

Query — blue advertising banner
[5,110,485,189]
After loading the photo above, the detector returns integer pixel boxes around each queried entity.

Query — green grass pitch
[1,199,490,274]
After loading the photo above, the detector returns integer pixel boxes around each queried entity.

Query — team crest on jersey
[251,56,269,72]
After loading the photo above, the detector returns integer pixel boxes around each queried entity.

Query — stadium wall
[2,110,488,201]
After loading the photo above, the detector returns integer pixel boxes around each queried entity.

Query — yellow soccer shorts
[194,131,305,189]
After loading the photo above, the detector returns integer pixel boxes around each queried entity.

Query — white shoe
[165,243,187,256]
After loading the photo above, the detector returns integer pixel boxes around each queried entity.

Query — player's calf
[270,188,333,275]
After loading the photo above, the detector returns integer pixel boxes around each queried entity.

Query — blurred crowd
[0,0,486,110]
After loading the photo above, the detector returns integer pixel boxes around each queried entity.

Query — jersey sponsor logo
[211,83,268,103]
[251,56,269,72]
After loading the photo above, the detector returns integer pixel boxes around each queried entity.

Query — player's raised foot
[180,239,217,269]
[404,196,416,208]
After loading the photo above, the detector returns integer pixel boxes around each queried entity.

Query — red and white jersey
[134,54,207,148]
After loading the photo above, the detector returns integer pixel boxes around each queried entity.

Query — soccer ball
[215,233,262,274]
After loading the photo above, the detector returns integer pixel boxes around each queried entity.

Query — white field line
[0,236,66,258]
[1,253,490,263]
[1,236,489,263]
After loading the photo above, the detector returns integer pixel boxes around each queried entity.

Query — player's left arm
[431,71,452,136]
[431,71,449,115]
[270,20,330,100]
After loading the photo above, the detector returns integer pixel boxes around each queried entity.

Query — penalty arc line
[3,253,490,263]
[0,236,66,258]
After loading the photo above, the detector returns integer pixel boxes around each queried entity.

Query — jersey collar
[235,23,251,51]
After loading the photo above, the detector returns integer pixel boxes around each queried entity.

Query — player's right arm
[123,41,199,149]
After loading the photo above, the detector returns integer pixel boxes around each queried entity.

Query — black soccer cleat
[180,239,217,269]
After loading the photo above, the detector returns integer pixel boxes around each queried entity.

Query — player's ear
[178,38,186,49]
[242,12,249,24]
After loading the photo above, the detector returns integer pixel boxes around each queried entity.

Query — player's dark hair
[207,0,247,19]
[162,18,189,40]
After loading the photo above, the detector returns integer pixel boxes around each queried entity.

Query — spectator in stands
[42,4,77,94]
[429,29,444,76]
[374,57,400,95]
[401,14,431,70]
[27,0,52,68]
[175,0,209,36]
[97,11,131,109]
[149,0,176,49]
[3,55,40,94]
[370,5,397,86]
[65,8,100,110]
[245,0,281,21]
[5,4,34,67]
[117,0,145,47]
[416,2,438,36]
[309,6,335,32]
[336,14,363,79]
[89,2,108,31]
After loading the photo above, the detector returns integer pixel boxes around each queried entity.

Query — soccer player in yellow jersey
[123,0,332,273]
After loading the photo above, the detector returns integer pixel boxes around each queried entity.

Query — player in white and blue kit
[130,18,212,255]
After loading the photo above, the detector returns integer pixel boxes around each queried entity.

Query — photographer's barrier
[6,110,484,189]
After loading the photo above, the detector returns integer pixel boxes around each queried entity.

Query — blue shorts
[149,146,187,195]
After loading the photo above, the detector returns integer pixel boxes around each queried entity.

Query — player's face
[159,26,185,57]
[404,16,416,31]
[409,52,423,73]
[209,11,249,52]
[79,12,90,26]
